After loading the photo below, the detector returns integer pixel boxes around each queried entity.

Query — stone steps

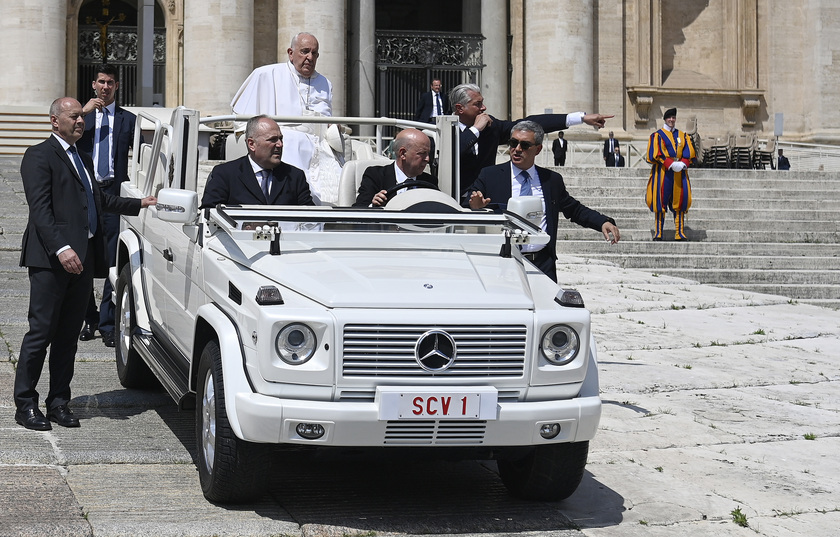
[0,106,51,155]
[565,253,840,271]
[573,196,840,210]
[554,167,840,308]
[559,240,839,256]
[558,227,839,244]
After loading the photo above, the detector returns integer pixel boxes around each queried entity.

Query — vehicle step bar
[133,333,193,409]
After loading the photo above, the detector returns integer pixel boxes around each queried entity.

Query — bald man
[353,128,438,207]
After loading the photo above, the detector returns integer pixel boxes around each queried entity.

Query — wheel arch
[192,303,251,440]
[115,228,152,331]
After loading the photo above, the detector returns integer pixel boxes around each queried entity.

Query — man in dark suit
[463,120,620,282]
[551,131,568,166]
[449,83,613,194]
[353,128,438,207]
[777,148,791,170]
[606,147,625,167]
[201,115,314,208]
[14,98,156,430]
[76,64,139,347]
[603,131,619,166]
[414,79,451,124]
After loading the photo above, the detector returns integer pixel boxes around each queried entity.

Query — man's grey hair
[290,32,317,49]
[392,133,410,155]
[245,115,272,140]
[49,98,66,118]
[512,120,545,146]
[449,83,481,108]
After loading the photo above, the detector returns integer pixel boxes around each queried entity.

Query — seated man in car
[353,128,438,207]
[201,115,314,208]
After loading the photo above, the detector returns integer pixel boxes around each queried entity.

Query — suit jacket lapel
[112,107,124,144]
[384,164,398,190]
[267,165,287,203]
[537,167,557,234]
[238,158,264,202]
[50,136,85,187]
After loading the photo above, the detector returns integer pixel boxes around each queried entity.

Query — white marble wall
[183,0,253,116]
[0,0,66,107]
[523,0,595,116]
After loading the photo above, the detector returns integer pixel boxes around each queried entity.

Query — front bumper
[233,390,601,447]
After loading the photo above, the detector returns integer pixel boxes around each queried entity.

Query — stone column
[480,0,509,120]
[524,0,595,115]
[348,0,375,135]
[0,0,65,107]
[183,0,253,116]
[277,0,347,115]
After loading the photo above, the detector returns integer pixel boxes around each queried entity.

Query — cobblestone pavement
[1,156,838,537]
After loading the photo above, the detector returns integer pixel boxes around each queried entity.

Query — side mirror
[156,188,198,224]
[506,195,544,230]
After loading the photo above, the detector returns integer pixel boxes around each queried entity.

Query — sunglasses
[507,138,535,151]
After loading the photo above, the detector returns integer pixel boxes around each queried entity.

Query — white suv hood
[251,248,537,309]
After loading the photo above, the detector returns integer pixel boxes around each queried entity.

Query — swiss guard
[645,107,696,241]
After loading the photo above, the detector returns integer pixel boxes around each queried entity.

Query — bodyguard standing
[14,98,156,430]
[551,131,568,166]
[77,64,139,347]
[414,79,451,124]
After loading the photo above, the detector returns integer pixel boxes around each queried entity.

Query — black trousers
[14,242,95,411]
[84,181,120,332]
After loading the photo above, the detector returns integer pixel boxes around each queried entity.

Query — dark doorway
[376,1,463,32]
[77,0,166,106]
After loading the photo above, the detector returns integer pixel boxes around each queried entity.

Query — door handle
[162,248,173,262]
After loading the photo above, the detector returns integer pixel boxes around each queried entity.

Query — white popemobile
[112,107,601,503]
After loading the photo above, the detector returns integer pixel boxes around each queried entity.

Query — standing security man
[77,64,139,347]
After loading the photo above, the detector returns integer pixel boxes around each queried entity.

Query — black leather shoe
[102,331,115,348]
[47,405,80,428]
[15,408,52,431]
[79,322,98,341]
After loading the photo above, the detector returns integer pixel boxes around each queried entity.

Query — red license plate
[397,393,482,419]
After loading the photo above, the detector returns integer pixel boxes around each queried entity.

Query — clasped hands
[669,161,687,172]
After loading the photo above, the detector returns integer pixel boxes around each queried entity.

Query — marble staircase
[555,167,840,309]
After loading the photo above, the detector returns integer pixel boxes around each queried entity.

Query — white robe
[231,62,341,204]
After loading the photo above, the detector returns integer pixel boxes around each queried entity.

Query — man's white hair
[290,32,317,49]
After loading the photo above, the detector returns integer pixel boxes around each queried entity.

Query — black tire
[115,265,157,389]
[498,441,589,501]
[195,340,267,503]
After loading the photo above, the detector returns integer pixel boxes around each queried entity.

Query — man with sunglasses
[463,121,620,282]
[449,83,613,193]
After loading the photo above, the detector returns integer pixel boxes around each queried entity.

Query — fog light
[539,423,561,439]
[295,423,325,440]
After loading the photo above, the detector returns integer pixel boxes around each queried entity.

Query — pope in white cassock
[231,32,342,204]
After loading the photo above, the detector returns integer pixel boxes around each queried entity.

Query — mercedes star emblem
[414,330,457,372]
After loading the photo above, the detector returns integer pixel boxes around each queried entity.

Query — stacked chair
[753,138,776,169]
[702,134,731,168]
[731,133,756,169]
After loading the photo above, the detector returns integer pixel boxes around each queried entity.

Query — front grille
[384,420,487,445]
[342,324,527,378]
[337,389,523,403]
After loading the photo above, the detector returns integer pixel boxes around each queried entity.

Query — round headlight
[540,325,580,365]
[275,323,316,365]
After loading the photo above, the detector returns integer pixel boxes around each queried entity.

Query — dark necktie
[260,170,271,200]
[435,93,442,116]
[69,146,98,236]
[98,109,110,179]
[518,170,531,196]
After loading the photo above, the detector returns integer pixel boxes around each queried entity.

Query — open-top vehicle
[112,107,601,502]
